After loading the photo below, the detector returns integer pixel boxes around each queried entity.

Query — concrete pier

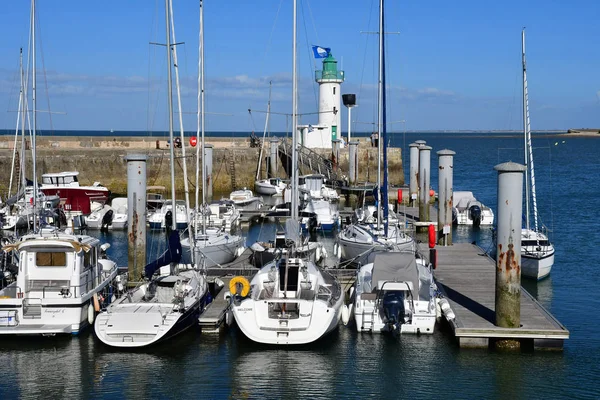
[348,140,359,185]
[409,143,420,207]
[437,149,455,245]
[269,138,279,178]
[494,162,526,350]
[204,143,214,201]
[418,145,432,225]
[332,139,341,171]
[125,154,147,285]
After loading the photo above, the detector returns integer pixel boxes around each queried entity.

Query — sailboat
[520,29,555,280]
[180,0,245,268]
[94,0,210,347]
[229,0,343,345]
[337,0,414,266]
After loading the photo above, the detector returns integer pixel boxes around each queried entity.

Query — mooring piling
[125,154,147,285]
[494,161,526,350]
[437,149,455,246]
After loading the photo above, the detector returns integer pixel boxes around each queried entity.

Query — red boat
[39,171,110,216]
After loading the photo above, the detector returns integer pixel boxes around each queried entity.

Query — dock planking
[425,243,569,350]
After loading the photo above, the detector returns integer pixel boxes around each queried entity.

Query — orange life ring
[229,276,251,297]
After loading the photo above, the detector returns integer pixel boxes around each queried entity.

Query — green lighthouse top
[315,53,345,82]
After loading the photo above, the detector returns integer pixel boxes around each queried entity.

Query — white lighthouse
[302,54,345,149]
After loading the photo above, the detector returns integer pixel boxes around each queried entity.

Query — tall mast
[290,0,298,222]
[256,82,272,181]
[31,0,37,231]
[200,0,206,234]
[169,0,192,233]
[381,0,389,236]
[376,0,383,231]
[165,0,176,231]
[522,28,538,232]
[8,49,25,198]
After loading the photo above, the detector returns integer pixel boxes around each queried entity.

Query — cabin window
[333,87,336,95]
[36,252,67,267]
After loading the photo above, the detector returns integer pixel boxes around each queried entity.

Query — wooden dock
[425,243,569,350]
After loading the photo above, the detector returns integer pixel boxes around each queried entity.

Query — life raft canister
[229,276,251,297]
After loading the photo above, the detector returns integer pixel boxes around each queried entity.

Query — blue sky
[0,0,598,132]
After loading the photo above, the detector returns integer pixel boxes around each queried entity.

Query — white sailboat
[337,0,414,265]
[229,0,343,345]
[94,0,209,348]
[520,29,555,280]
[180,0,245,268]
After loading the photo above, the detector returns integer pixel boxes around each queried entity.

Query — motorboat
[146,186,166,212]
[86,204,114,230]
[300,198,339,232]
[347,251,438,334]
[39,171,110,218]
[94,231,210,347]
[452,191,494,226]
[338,223,415,266]
[148,200,188,230]
[190,200,241,235]
[254,178,286,197]
[228,189,263,212]
[110,197,128,230]
[0,229,119,335]
[229,256,343,345]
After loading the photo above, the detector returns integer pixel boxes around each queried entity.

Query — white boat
[520,29,555,280]
[228,189,263,211]
[94,233,209,348]
[338,223,415,266]
[146,186,166,212]
[348,251,437,334]
[255,178,286,197]
[148,200,188,230]
[0,229,119,335]
[452,191,494,226]
[85,204,113,230]
[110,197,128,230]
[229,257,343,344]
[181,228,245,268]
[230,0,343,345]
[190,200,241,235]
[334,0,414,260]
[300,198,339,232]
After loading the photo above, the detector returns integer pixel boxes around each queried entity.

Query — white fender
[315,245,322,262]
[333,243,339,258]
[341,304,350,326]
[336,243,342,259]
[347,303,354,321]
[87,304,95,325]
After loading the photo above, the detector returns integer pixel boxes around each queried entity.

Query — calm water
[1,133,599,399]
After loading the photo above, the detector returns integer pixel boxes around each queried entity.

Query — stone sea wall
[0,136,404,199]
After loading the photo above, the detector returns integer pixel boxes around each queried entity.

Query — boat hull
[522,252,554,280]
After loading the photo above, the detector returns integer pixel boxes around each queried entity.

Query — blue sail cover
[144,231,183,278]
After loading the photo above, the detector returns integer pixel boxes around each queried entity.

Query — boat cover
[371,252,418,297]
[144,231,183,278]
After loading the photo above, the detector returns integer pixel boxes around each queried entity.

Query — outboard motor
[101,209,114,232]
[469,205,482,227]
[382,291,405,330]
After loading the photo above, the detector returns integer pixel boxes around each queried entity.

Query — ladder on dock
[229,151,237,190]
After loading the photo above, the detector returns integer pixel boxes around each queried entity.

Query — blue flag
[312,45,331,59]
